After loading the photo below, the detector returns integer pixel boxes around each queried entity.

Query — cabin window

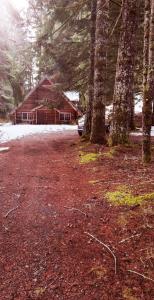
[22,112,33,121]
[60,113,71,121]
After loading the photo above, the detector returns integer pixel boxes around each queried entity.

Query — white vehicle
[77,115,110,136]
[77,115,86,136]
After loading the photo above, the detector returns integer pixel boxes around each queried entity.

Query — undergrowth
[79,151,100,164]
[106,185,154,206]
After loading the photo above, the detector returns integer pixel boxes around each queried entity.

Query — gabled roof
[24,76,53,101]
[12,76,80,115]
[61,92,79,112]
[31,78,79,113]
[10,77,53,114]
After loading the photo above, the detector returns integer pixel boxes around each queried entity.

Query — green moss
[106,185,154,206]
[79,152,100,164]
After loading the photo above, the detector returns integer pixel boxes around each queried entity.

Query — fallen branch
[85,232,117,274]
[4,205,19,218]
[64,206,87,216]
[119,233,141,244]
[2,225,9,231]
[127,269,154,283]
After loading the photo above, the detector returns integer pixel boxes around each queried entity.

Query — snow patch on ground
[105,95,143,116]
[0,147,10,152]
[131,127,154,137]
[0,124,77,144]
[0,124,153,144]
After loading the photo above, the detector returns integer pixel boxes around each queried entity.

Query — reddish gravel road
[0,132,95,300]
[0,131,153,300]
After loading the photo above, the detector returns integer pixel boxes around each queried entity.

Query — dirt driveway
[0,132,95,300]
[0,131,153,299]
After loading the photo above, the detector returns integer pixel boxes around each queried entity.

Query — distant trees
[0,0,34,114]
[28,0,90,93]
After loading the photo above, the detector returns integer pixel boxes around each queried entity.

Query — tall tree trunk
[110,0,138,145]
[142,0,153,163]
[152,99,154,124]
[84,0,97,137]
[90,0,109,144]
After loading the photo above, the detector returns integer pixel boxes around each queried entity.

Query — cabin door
[37,110,55,124]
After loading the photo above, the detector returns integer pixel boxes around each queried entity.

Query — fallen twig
[85,232,117,274]
[140,257,146,268]
[119,233,142,244]
[4,205,19,218]
[127,269,154,283]
[92,180,104,184]
[47,276,59,287]
[64,206,87,216]
[2,225,9,231]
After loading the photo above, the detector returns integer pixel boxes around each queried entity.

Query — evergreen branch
[51,0,89,37]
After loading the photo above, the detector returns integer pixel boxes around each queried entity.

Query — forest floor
[0,130,154,300]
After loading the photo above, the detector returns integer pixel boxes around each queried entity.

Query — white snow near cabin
[131,126,154,137]
[105,97,143,117]
[0,123,153,144]
[0,124,77,144]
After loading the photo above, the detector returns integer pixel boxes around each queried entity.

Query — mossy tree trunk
[110,0,138,145]
[142,0,153,163]
[84,0,97,137]
[90,0,109,144]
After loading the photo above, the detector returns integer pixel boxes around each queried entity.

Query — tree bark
[90,0,109,144]
[110,0,138,145]
[142,0,153,163]
[84,0,97,137]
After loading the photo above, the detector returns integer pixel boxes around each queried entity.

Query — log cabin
[10,77,80,125]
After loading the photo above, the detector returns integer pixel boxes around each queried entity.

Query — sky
[10,0,28,11]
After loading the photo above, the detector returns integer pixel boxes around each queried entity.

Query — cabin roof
[24,76,53,101]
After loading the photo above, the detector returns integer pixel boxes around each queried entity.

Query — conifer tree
[84,0,97,136]
[142,0,153,163]
[110,0,139,145]
[90,0,109,144]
